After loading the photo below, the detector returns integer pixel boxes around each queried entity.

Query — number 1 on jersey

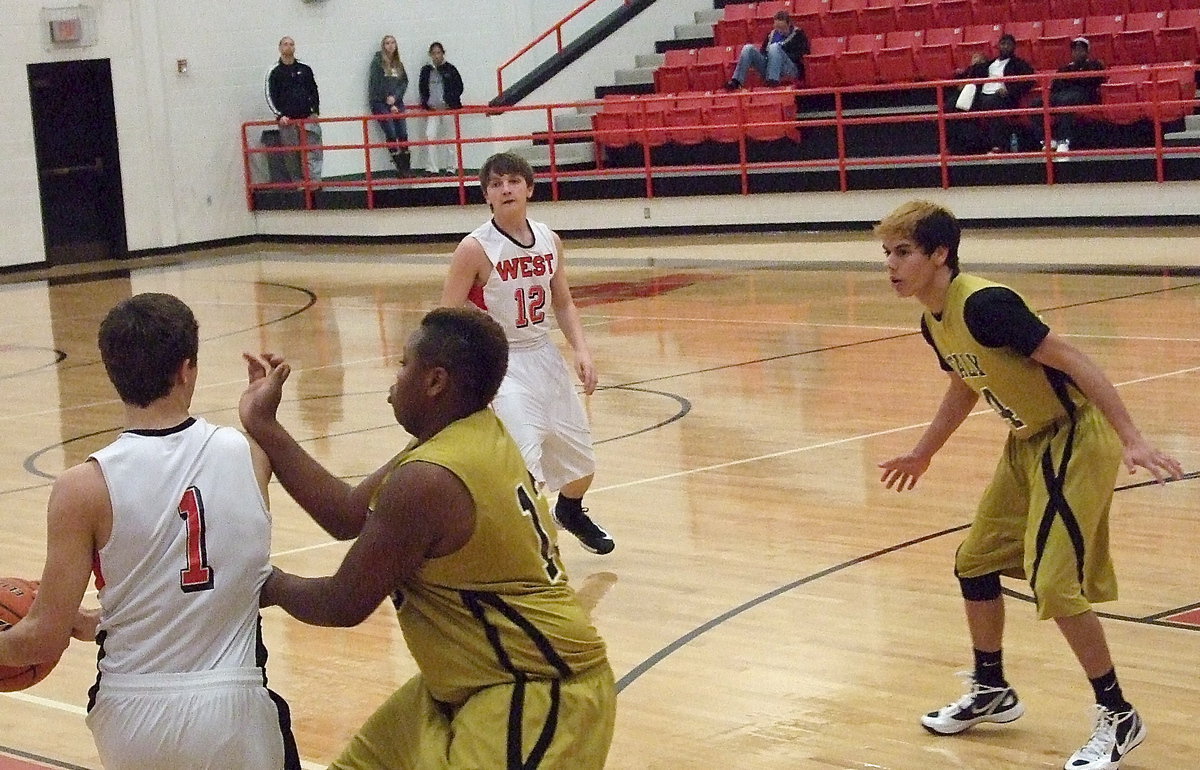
[513,285,546,328]
[178,486,215,593]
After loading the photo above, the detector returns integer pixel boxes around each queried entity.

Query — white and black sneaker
[552,506,615,555]
[921,672,1025,735]
[1064,705,1146,770]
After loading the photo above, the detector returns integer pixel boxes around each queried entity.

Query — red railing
[496,0,632,97]
[241,63,1199,211]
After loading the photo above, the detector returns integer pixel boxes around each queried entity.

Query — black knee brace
[958,572,1002,601]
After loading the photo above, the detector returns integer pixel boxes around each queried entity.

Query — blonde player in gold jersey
[875,201,1182,770]
[239,307,615,769]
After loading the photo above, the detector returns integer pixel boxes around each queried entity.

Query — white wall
[0,0,622,269]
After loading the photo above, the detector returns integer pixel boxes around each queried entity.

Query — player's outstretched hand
[240,353,291,436]
[1122,439,1184,483]
[878,452,931,492]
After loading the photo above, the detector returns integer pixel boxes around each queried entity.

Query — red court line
[0,756,57,769]
[1165,608,1200,626]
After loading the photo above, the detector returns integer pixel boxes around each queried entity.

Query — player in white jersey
[441,151,614,554]
[0,293,298,770]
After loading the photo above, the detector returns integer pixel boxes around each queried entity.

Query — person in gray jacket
[369,35,410,173]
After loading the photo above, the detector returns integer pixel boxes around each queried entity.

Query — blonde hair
[874,201,961,272]
[379,35,406,79]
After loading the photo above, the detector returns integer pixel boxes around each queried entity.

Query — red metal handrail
[242,63,1199,211]
[496,0,632,97]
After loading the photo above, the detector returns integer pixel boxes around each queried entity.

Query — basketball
[0,577,56,691]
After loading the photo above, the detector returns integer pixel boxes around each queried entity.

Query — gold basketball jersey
[924,274,1087,438]
[379,408,608,705]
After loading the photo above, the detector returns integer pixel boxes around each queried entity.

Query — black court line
[594,386,691,445]
[1001,587,1200,631]
[53,281,318,373]
[617,473,1199,693]
[0,745,90,770]
[0,347,66,381]
[1114,469,1200,491]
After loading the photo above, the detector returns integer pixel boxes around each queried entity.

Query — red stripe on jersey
[92,549,105,591]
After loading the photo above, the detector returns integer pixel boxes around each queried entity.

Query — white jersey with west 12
[466,218,559,349]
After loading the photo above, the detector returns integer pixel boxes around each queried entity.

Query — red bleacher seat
[886,29,925,47]
[878,43,920,81]
[655,66,691,93]
[1126,10,1170,30]
[846,32,886,52]
[859,5,897,33]
[925,27,964,46]
[1032,36,1074,70]
[1157,26,1199,62]
[1049,0,1090,18]
[691,47,735,91]
[1115,28,1159,64]
[933,0,973,29]
[805,37,846,88]
[838,49,880,83]
[1089,0,1127,15]
[1087,32,1118,65]
[955,24,1001,69]
[972,0,1009,24]
[1044,17,1086,37]
[1142,71,1189,120]
[1006,21,1044,45]
[706,98,743,143]
[823,0,868,37]
[665,97,708,145]
[915,42,957,80]
[1085,15,1126,35]
[1166,7,1200,28]
[745,101,798,141]
[1100,80,1144,123]
[1012,0,1051,21]
[1169,0,1199,10]
[895,2,936,31]
[626,100,670,147]
[715,3,755,47]
[592,111,631,148]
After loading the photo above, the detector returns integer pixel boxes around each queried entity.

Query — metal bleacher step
[553,113,594,134]
[614,67,655,86]
[675,22,715,40]
[510,142,595,168]
[695,8,724,25]
[636,53,666,68]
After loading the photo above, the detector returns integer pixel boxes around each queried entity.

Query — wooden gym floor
[0,228,1196,769]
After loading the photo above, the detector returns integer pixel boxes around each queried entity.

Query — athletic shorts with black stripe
[330,664,615,770]
[955,400,1121,620]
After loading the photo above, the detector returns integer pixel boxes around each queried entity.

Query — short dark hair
[429,41,444,55]
[773,10,791,22]
[998,33,1016,45]
[479,151,534,189]
[98,293,199,408]
[413,307,508,412]
[874,201,961,274]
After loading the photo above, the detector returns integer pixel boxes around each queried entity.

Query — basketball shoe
[1064,705,1146,770]
[921,672,1025,735]
[553,503,615,555]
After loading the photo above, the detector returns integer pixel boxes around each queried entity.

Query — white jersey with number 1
[467,218,558,350]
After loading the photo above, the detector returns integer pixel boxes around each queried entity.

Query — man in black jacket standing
[266,36,321,183]
[418,42,465,175]
[958,34,1036,153]
[725,10,810,90]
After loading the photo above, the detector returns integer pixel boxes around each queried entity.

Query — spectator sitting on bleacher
[1031,37,1106,153]
[725,10,810,90]
[958,34,1035,153]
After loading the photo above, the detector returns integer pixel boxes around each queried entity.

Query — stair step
[510,142,594,168]
[696,9,724,24]
[675,22,714,40]
[554,113,594,133]
[595,82,656,98]
[636,52,666,68]
[614,67,655,86]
